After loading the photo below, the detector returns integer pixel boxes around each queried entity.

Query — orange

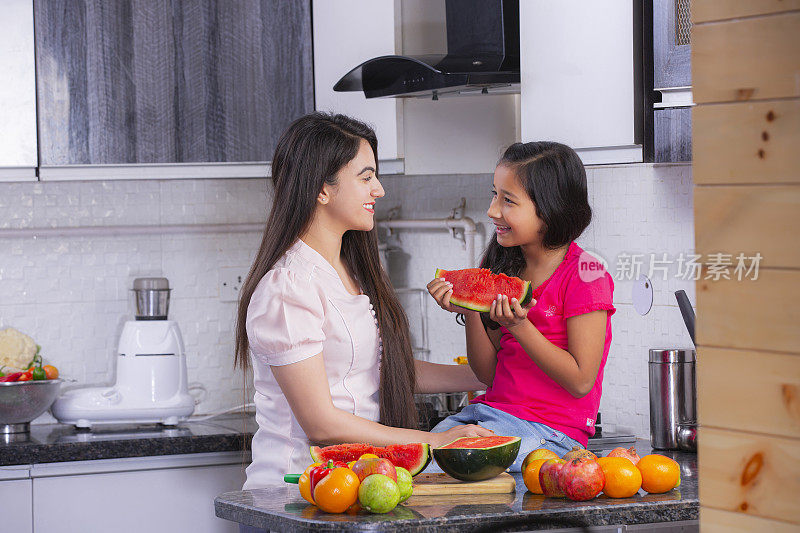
[596,457,642,498]
[313,467,360,513]
[637,454,680,494]
[521,448,560,473]
[522,458,549,494]
[358,453,380,460]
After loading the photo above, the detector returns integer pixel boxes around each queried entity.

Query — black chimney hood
[333,0,520,99]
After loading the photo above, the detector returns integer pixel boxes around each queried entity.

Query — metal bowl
[0,379,62,433]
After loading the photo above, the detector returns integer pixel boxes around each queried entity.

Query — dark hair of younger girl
[479,141,591,330]
[234,112,417,430]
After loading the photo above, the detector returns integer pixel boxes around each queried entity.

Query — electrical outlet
[219,267,245,302]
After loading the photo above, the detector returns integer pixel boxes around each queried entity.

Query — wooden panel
[693,1,800,23]
[701,506,800,532]
[35,0,314,165]
[694,186,800,268]
[693,99,800,185]
[698,427,800,524]
[696,269,800,353]
[654,107,692,162]
[692,12,800,103]
[697,347,800,439]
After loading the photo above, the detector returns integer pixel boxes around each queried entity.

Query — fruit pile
[298,454,414,514]
[522,446,680,501]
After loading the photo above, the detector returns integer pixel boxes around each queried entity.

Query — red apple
[606,446,641,465]
[538,458,566,498]
[350,457,397,483]
[559,457,605,501]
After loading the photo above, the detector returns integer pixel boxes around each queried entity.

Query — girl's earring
[319,196,328,204]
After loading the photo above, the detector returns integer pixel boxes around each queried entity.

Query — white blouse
[243,239,381,489]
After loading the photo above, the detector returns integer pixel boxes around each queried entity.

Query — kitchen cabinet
[0,0,37,182]
[653,0,693,162]
[0,466,33,533]
[519,1,645,165]
[312,0,404,166]
[29,452,247,533]
[34,0,314,180]
[313,0,518,175]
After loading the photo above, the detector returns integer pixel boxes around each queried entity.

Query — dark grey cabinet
[653,0,692,162]
[35,0,313,167]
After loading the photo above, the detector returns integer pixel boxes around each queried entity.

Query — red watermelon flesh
[434,268,532,313]
[439,436,520,449]
[309,442,431,476]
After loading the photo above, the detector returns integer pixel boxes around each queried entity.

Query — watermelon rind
[432,436,521,482]
[309,443,431,477]
[435,268,532,313]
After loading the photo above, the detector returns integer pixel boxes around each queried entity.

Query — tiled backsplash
[0,162,694,438]
[0,179,269,421]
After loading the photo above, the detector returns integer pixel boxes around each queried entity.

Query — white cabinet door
[31,453,247,533]
[0,470,33,533]
[0,0,37,181]
[312,0,403,162]
[520,1,643,164]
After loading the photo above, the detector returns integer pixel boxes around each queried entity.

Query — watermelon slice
[433,435,521,481]
[434,268,532,313]
[309,442,431,476]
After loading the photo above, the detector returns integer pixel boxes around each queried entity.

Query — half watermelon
[309,443,431,477]
[434,268,532,313]
[433,435,521,481]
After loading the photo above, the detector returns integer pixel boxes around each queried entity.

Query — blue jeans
[427,403,583,473]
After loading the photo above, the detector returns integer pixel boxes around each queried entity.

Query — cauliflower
[0,328,38,370]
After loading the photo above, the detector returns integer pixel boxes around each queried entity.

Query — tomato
[17,372,33,382]
[43,365,59,380]
[312,467,360,513]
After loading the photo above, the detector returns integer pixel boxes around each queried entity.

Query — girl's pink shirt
[471,242,615,446]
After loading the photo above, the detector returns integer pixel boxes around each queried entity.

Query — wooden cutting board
[411,472,516,495]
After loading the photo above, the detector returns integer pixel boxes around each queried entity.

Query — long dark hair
[480,141,591,329]
[234,112,417,429]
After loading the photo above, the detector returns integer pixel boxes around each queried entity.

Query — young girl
[235,112,492,489]
[427,141,615,470]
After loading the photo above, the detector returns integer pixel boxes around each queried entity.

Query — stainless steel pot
[649,349,697,451]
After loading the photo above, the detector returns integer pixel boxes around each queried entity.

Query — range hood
[333,0,520,99]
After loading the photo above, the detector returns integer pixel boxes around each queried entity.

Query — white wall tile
[0,178,260,422]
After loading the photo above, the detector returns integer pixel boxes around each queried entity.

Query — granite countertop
[215,441,698,532]
[0,412,255,466]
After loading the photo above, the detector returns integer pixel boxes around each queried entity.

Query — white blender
[52,278,196,428]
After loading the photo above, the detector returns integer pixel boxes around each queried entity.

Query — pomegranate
[606,446,641,465]
[538,458,566,498]
[559,457,605,501]
[351,457,397,483]
[562,446,597,462]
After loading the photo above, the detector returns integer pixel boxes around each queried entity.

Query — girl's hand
[489,294,536,331]
[429,424,495,448]
[427,277,467,314]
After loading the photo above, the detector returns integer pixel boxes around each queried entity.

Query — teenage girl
[235,113,492,489]
[427,141,615,471]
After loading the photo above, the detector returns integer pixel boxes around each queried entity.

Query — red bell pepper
[0,372,24,382]
[308,460,348,494]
